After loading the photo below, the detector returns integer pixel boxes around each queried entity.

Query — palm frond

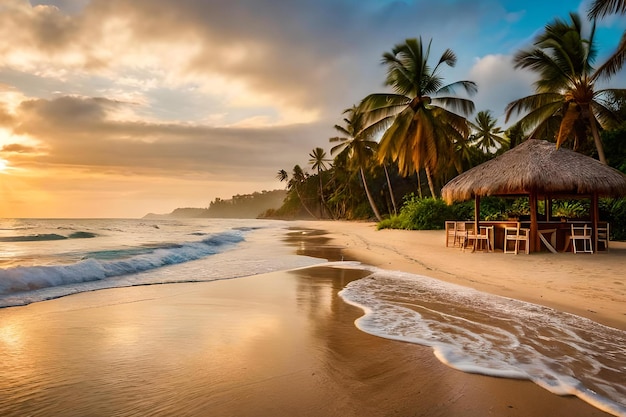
[436,48,457,68]
[432,96,476,116]
[588,0,626,18]
[377,108,413,170]
[591,91,624,128]
[359,93,409,124]
[505,93,563,122]
[593,30,626,80]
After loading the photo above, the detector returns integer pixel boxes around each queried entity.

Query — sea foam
[0,231,245,301]
[337,264,626,417]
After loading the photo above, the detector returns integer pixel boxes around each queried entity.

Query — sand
[296,220,626,331]
[0,220,623,417]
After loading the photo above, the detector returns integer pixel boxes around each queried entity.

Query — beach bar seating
[504,225,530,255]
[472,225,493,252]
[445,221,457,247]
[454,222,470,248]
[596,223,609,252]
[441,140,626,254]
[570,224,593,254]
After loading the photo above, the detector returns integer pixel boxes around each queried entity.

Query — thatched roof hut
[441,139,626,252]
[442,139,626,203]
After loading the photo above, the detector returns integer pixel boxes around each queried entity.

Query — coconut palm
[505,12,626,164]
[276,169,288,183]
[361,37,477,197]
[470,110,507,153]
[277,166,317,218]
[308,147,332,218]
[330,106,384,222]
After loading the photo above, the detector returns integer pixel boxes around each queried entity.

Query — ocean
[0,218,624,416]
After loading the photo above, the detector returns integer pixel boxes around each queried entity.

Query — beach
[300,220,626,331]
[0,219,624,416]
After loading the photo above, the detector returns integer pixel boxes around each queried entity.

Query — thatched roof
[442,139,626,203]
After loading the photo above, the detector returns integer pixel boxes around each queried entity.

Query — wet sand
[0,268,610,417]
[1,224,617,416]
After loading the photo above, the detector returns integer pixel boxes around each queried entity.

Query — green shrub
[449,200,474,220]
[604,197,626,240]
[377,215,406,230]
[377,196,454,230]
[552,201,586,218]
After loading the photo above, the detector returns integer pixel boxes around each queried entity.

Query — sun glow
[0,159,7,171]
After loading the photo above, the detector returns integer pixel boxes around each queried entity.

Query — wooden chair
[571,224,593,254]
[504,225,530,254]
[459,223,480,251]
[472,226,493,252]
[454,222,468,248]
[596,223,609,252]
[445,221,457,247]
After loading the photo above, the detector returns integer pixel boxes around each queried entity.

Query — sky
[0,0,625,218]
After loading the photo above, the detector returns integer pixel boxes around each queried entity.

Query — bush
[377,215,406,230]
[377,195,455,230]
[604,197,626,241]
[552,201,586,218]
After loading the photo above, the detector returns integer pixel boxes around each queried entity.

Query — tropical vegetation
[505,12,626,163]
[271,6,626,239]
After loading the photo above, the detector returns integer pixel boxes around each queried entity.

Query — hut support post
[474,196,480,236]
[592,192,599,253]
[529,192,538,252]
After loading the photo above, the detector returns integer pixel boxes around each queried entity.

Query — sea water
[0,218,624,416]
[0,218,323,307]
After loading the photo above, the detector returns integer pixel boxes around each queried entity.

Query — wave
[337,265,626,417]
[0,231,97,242]
[0,231,244,299]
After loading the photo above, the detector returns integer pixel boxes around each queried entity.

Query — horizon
[1,0,625,218]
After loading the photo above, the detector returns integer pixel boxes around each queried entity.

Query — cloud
[8,95,327,179]
[1,143,39,154]
[2,0,624,217]
[467,54,537,126]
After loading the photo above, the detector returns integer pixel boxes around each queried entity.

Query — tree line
[273,2,626,225]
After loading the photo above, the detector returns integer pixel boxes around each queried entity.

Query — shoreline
[293,220,626,331]
[0,219,622,416]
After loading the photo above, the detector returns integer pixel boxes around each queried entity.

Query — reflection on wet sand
[0,226,608,417]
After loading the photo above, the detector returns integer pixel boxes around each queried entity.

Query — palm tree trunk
[416,171,423,198]
[317,169,325,218]
[588,114,608,164]
[383,164,397,215]
[360,168,383,222]
[425,166,437,198]
[294,185,318,219]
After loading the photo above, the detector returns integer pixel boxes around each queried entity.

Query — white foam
[336,264,626,417]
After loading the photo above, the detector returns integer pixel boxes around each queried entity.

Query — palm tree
[308,147,332,218]
[505,12,626,164]
[276,169,288,183]
[505,122,525,149]
[277,167,317,218]
[361,37,477,197]
[330,106,384,222]
[470,110,507,153]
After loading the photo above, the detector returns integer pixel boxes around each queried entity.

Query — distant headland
[143,189,287,219]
